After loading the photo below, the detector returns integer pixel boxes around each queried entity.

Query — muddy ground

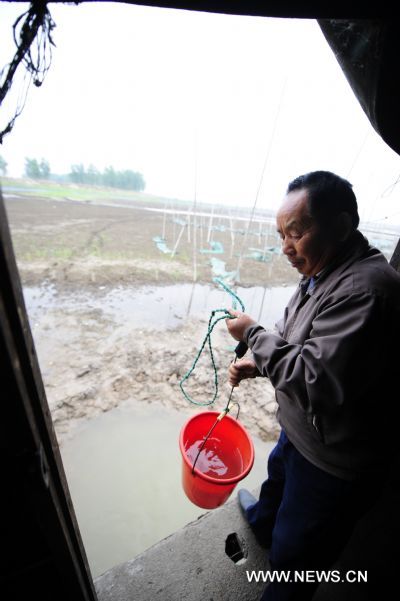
[4,192,299,444]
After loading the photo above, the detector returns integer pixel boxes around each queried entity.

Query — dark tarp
[319,20,400,156]
[123,2,400,156]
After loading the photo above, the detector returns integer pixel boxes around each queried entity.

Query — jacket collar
[300,231,372,297]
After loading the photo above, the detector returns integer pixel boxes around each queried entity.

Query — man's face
[276,189,336,277]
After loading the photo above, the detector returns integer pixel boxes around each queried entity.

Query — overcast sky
[1,2,400,224]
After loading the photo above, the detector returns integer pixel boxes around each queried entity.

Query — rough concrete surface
[95,492,269,601]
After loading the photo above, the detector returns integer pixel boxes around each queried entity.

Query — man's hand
[228,358,259,387]
[226,309,256,342]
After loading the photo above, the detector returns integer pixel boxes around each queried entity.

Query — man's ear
[335,212,353,242]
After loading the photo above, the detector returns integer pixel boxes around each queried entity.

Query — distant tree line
[21,157,145,191]
[25,157,51,179]
[69,163,145,191]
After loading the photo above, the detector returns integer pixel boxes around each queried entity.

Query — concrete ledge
[95,492,269,601]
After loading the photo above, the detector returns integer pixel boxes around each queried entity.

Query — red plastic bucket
[179,411,255,509]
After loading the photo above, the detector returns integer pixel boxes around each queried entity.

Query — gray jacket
[243,231,400,480]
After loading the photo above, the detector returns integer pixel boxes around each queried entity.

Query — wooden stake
[171,224,186,259]
[207,205,214,243]
[162,201,167,240]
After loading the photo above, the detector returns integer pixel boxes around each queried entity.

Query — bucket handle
[190,341,245,474]
[191,409,229,474]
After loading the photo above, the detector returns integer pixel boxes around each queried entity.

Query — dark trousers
[246,430,376,601]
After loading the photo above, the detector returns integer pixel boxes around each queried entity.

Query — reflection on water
[23,282,297,331]
[186,438,244,478]
[60,401,275,578]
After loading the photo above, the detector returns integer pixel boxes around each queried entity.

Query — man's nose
[282,236,295,256]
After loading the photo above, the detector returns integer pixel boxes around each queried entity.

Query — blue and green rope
[179,277,245,407]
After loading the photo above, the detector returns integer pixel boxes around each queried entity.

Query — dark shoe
[238,488,257,515]
[238,489,271,549]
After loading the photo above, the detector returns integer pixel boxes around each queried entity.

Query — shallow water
[23,282,282,578]
[186,437,244,478]
[23,282,296,331]
[60,401,275,578]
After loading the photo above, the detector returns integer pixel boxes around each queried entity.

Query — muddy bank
[5,195,298,290]
[4,194,298,444]
[29,291,280,445]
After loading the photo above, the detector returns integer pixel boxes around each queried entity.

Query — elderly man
[226,171,400,600]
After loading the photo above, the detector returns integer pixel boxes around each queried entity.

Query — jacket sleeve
[243,291,385,414]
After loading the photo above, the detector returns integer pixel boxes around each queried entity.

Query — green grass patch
[20,246,74,261]
[1,176,193,207]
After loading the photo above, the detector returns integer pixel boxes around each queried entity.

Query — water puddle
[23,282,297,331]
[60,401,275,578]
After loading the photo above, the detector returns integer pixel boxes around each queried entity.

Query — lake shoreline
[5,194,296,445]
[26,282,282,446]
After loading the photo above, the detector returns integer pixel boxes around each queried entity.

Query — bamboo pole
[229,214,235,259]
[171,224,186,258]
[191,134,198,282]
[162,201,167,240]
[257,285,268,323]
[193,211,197,282]
[199,213,204,252]
[207,205,214,243]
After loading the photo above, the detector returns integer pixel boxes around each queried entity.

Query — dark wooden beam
[0,187,97,601]
[4,0,397,19]
[390,238,400,273]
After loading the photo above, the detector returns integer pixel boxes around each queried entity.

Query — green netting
[153,236,172,254]
[200,241,224,254]
[210,257,236,282]
[172,217,187,226]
